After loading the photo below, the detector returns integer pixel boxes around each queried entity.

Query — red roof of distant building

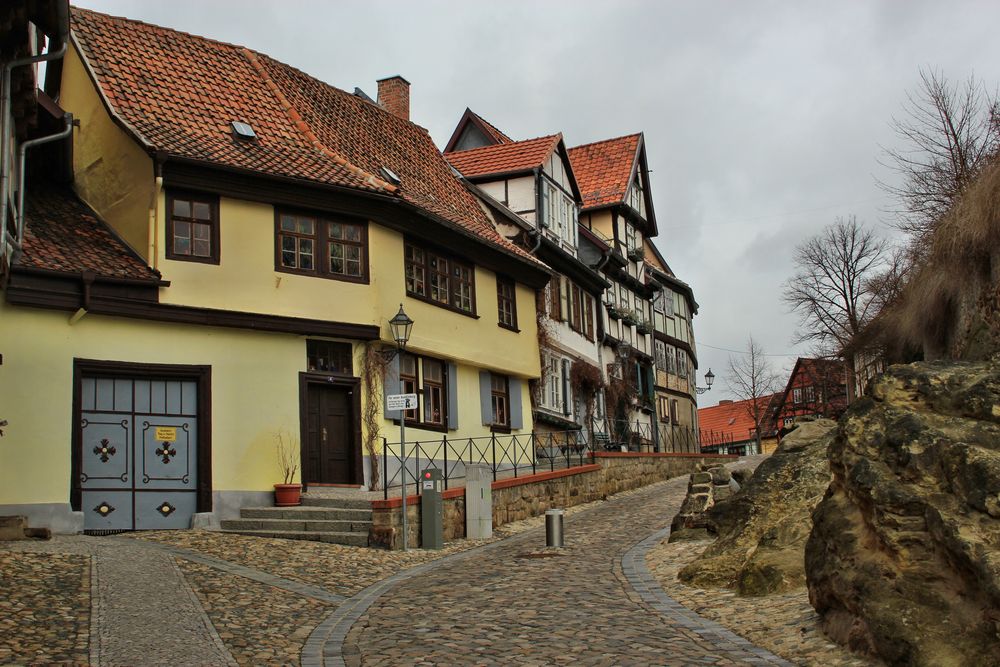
[698,394,781,445]
[568,134,640,211]
[445,134,560,179]
[69,7,535,264]
[19,183,159,281]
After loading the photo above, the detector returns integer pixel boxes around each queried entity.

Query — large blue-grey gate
[79,376,199,532]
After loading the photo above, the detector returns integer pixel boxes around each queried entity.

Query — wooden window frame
[394,353,450,433]
[166,191,220,265]
[422,358,446,428]
[404,241,478,317]
[275,210,370,284]
[306,340,353,375]
[490,373,510,430]
[497,276,518,332]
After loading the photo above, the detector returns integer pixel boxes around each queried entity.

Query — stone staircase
[219,494,373,547]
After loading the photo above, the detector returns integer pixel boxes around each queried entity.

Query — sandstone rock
[709,467,732,485]
[806,362,1000,667]
[690,472,712,485]
[730,466,753,486]
[678,418,836,595]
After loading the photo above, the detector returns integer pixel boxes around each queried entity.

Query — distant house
[774,358,849,438]
[697,394,781,456]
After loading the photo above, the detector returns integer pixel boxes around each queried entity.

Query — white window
[805,386,815,402]
[541,354,562,412]
[654,340,667,371]
[542,180,577,250]
[676,349,687,377]
[666,344,677,375]
[664,291,675,318]
[793,387,803,403]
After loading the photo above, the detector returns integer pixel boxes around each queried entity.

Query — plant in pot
[274,431,302,506]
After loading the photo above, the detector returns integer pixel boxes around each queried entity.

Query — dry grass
[881,158,1000,360]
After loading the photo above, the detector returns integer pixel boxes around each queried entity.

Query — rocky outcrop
[678,419,836,596]
[806,362,1000,667]
[668,465,734,542]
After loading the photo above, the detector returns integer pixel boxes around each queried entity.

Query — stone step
[300,496,374,509]
[239,506,372,522]
[0,515,27,541]
[220,518,370,533]
[219,529,368,547]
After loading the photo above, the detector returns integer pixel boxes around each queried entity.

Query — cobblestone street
[0,471,867,666]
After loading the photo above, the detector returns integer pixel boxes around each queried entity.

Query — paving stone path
[331,475,790,667]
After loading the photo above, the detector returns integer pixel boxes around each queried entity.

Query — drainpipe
[1,9,69,263]
[9,112,74,258]
[148,172,163,269]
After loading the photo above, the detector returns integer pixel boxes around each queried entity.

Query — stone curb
[621,526,795,666]
[171,555,239,667]
[302,528,542,667]
[131,539,348,605]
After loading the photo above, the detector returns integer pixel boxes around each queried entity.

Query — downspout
[10,112,74,258]
[531,167,543,253]
[1,10,69,262]
[148,165,163,269]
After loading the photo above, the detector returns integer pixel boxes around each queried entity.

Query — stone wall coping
[591,452,739,460]
[370,464,603,509]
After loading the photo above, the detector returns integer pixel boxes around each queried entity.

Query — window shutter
[447,362,459,430]
[479,371,492,425]
[559,277,569,321]
[510,378,523,430]
[561,359,570,415]
[384,355,401,420]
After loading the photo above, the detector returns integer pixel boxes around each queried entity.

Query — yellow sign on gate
[155,426,177,442]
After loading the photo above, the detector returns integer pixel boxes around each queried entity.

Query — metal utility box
[420,467,443,550]
[465,464,493,539]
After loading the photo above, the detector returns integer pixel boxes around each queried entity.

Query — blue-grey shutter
[447,362,459,430]
[510,378,523,430]
[384,355,401,420]
[479,371,492,425]
[561,360,570,416]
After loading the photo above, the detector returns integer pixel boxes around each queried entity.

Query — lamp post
[695,368,715,395]
[388,304,414,551]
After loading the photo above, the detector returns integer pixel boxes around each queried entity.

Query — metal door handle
[322,427,327,443]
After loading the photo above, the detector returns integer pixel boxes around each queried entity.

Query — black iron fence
[381,419,707,498]
[381,430,590,499]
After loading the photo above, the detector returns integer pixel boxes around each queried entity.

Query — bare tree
[726,336,781,453]
[783,217,892,359]
[879,68,1000,246]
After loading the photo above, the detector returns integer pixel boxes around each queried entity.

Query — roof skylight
[231,121,257,140]
[379,166,401,186]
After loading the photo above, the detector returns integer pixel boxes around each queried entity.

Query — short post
[420,468,443,550]
[465,464,492,539]
[545,508,565,548]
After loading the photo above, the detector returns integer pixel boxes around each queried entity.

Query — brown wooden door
[304,385,355,484]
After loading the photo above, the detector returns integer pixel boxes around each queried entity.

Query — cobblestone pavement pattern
[342,475,791,667]
[0,550,90,664]
[647,538,876,667]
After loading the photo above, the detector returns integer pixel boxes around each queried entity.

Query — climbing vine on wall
[362,343,389,491]
[569,359,604,436]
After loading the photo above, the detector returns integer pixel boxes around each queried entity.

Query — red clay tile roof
[698,393,781,444]
[568,134,640,211]
[19,182,159,281]
[69,7,536,264]
[445,134,560,179]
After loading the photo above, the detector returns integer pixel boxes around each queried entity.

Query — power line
[698,342,799,357]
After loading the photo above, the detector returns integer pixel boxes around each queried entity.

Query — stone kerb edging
[591,451,739,459]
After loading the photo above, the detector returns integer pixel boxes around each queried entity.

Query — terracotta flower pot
[274,483,302,507]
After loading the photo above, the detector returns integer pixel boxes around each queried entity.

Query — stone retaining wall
[369,452,737,550]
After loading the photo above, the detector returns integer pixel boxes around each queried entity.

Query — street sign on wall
[386,393,419,411]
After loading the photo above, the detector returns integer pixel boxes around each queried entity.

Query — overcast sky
[76,0,1000,402]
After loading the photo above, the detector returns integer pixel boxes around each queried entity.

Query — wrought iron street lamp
[696,368,715,395]
[388,304,413,550]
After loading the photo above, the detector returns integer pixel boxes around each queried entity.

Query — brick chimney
[377,75,410,121]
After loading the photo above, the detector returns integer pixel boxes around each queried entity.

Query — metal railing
[592,417,702,454]
[381,430,590,499]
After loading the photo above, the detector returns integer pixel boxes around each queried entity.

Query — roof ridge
[469,109,513,143]
[71,6,249,56]
[238,47,397,194]
[445,133,560,157]
[568,132,642,152]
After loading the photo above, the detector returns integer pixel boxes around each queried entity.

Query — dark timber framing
[70,358,213,515]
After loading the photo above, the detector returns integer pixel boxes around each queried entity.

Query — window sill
[489,424,512,434]
[166,252,219,265]
[391,419,450,434]
[498,322,520,333]
[276,267,370,285]
[406,292,479,319]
